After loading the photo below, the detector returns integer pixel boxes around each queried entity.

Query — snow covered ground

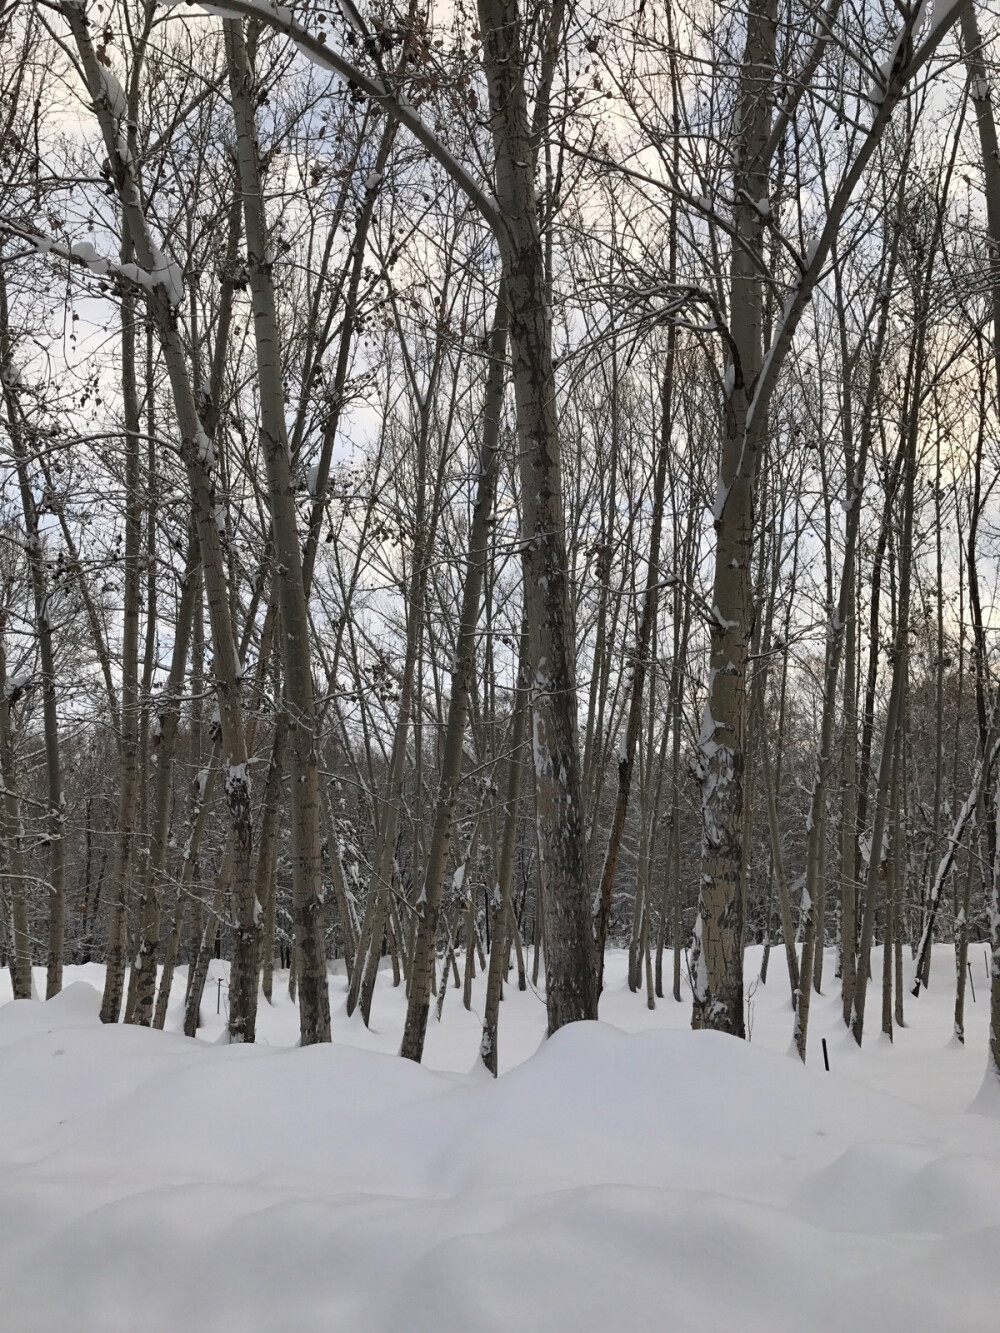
[2,945,999,1331]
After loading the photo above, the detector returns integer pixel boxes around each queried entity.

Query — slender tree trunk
[63,6,258,1040]
[882,740,903,1040]
[953,830,974,1042]
[761,734,799,1007]
[401,301,508,1061]
[477,0,597,1032]
[690,0,774,1037]
[183,845,232,1038]
[0,621,31,999]
[482,636,528,1073]
[851,393,920,1049]
[225,17,330,1042]
[349,394,436,1027]
[125,534,200,1024]
[101,278,144,1024]
[791,298,881,1058]
[152,576,209,1030]
[594,363,675,990]
[0,266,64,999]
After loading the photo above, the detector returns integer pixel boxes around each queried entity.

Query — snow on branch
[157,0,501,233]
[0,222,184,308]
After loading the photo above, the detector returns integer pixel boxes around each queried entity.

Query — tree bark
[0,619,31,999]
[100,276,143,1024]
[400,300,508,1061]
[690,0,774,1036]
[477,0,597,1032]
[594,363,675,990]
[225,16,331,1043]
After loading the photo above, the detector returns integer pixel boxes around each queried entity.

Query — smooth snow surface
[2,946,999,1331]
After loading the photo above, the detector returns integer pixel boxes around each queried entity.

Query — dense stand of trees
[2,0,1000,1076]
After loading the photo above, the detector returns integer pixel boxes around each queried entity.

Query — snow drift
[1,953,999,1331]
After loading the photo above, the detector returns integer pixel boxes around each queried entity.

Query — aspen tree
[689,0,965,1035]
[56,1,260,1039]
[0,265,65,999]
[181,0,599,1033]
[952,0,1000,1083]
[594,362,676,991]
[481,622,528,1075]
[127,189,242,1026]
[224,15,332,1042]
[99,274,143,1024]
[124,534,199,1025]
[0,611,31,1000]
[400,300,508,1062]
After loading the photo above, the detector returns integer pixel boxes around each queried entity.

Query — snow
[711,602,738,631]
[69,240,110,277]
[2,947,1000,1331]
[149,245,185,308]
[114,247,183,306]
[99,68,128,123]
[710,474,729,519]
[117,252,183,306]
[972,76,992,102]
[64,236,113,278]
[195,427,215,467]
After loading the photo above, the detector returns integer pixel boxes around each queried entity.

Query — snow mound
[2,967,1000,1332]
[0,979,102,1046]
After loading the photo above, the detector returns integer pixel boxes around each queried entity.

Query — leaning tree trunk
[912,727,998,995]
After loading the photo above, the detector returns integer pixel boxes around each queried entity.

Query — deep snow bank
[2,959,1000,1332]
